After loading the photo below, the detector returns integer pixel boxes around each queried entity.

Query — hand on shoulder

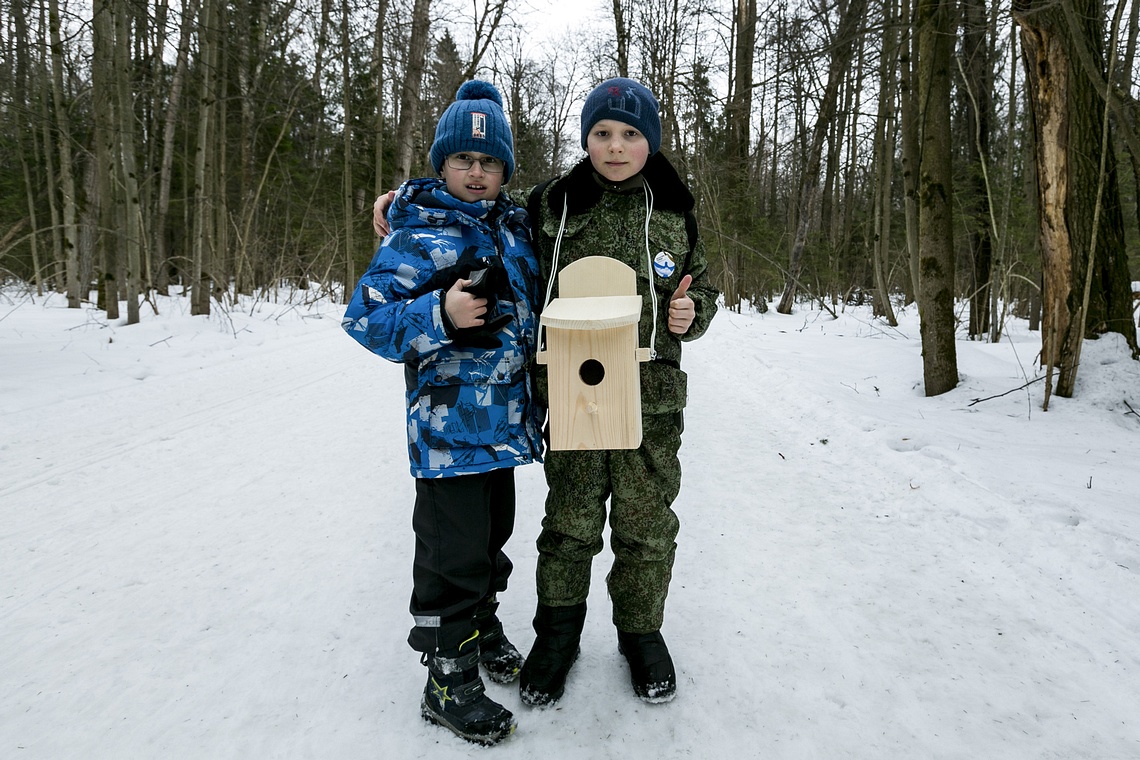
[373,190,397,237]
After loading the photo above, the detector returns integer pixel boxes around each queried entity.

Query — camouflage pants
[536,414,683,633]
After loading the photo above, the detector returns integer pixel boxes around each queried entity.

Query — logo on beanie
[471,112,487,139]
[607,86,641,119]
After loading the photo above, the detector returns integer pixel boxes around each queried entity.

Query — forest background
[1,0,1138,398]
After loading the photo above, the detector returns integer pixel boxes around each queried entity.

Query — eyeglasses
[446,153,505,173]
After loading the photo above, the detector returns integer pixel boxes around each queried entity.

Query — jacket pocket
[421,359,514,449]
[639,361,688,415]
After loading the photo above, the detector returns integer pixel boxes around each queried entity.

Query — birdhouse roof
[541,295,643,330]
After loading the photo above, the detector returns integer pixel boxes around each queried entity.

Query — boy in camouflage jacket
[518,77,719,707]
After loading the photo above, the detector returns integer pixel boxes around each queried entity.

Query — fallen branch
[1124,399,1139,421]
[968,375,1045,406]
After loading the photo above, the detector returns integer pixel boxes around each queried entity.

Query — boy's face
[586,119,651,183]
[440,151,505,203]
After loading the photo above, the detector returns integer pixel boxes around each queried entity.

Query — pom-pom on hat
[579,77,661,156]
[430,80,516,182]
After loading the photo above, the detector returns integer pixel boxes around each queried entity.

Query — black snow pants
[407,467,516,654]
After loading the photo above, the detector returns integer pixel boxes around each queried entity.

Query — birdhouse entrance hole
[579,359,605,386]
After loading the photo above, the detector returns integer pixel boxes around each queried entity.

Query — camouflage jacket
[342,178,544,478]
[527,153,719,415]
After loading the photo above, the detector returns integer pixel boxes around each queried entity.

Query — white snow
[2,288,1138,759]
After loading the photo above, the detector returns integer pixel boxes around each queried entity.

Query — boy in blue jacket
[342,80,542,746]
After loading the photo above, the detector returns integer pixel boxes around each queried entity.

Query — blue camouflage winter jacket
[341,178,544,478]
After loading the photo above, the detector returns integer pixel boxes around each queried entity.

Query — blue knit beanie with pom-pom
[430,80,516,182]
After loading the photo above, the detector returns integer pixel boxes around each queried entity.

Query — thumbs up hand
[667,274,695,335]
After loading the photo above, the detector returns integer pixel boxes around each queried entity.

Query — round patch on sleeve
[653,251,676,278]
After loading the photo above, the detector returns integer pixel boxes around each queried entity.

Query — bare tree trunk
[214,23,229,305]
[155,0,198,296]
[234,0,259,296]
[1015,0,1138,396]
[308,0,332,165]
[612,0,632,77]
[899,0,921,305]
[871,0,900,326]
[963,0,994,340]
[1126,0,1139,70]
[372,0,390,203]
[12,0,45,295]
[1123,0,1140,277]
[114,0,143,324]
[992,19,1019,343]
[776,0,868,314]
[341,0,355,303]
[92,0,119,318]
[78,161,99,308]
[192,0,217,316]
[393,0,433,185]
[140,0,164,296]
[17,152,44,294]
[767,11,782,224]
[48,0,81,307]
[916,0,958,395]
[38,15,64,293]
[719,0,757,312]
[728,0,756,169]
[838,39,866,304]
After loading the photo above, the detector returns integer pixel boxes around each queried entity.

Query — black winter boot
[518,602,587,707]
[421,638,517,745]
[474,596,524,684]
[617,630,676,703]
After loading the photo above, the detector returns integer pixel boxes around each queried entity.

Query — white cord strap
[643,182,658,360]
[539,193,570,350]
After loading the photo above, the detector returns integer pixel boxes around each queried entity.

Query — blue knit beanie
[430,80,515,182]
[579,77,661,155]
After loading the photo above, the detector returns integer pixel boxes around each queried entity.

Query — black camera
[450,263,512,348]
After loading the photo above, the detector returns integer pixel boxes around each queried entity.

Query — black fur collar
[546,152,694,217]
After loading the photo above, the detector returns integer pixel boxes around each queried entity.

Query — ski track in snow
[2,292,1138,759]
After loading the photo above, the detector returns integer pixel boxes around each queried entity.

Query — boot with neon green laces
[421,633,517,745]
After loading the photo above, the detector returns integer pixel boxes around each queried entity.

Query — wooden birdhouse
[537,256,651,450]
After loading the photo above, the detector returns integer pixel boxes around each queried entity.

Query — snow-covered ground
[2,287,1138,759]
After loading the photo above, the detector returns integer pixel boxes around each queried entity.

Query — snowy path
[2,294,1138,759]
